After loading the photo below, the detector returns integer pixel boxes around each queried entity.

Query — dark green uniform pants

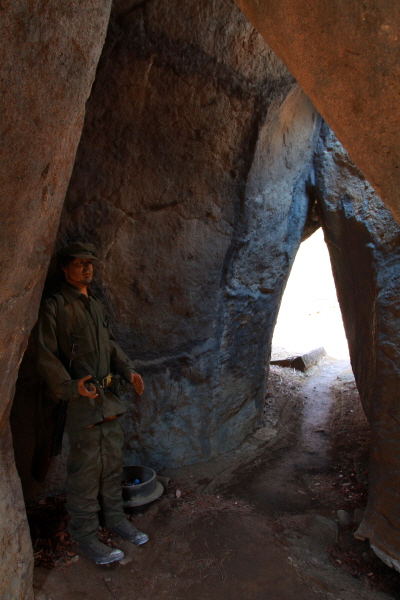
[66,420,126,544]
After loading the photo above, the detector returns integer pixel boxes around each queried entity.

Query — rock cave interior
[2,0,400,598]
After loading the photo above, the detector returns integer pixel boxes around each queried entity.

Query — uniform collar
[60,282,93,304]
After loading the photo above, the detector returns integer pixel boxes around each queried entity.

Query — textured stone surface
[308,515,338,545]
[0,1,112,597]
[5,0,400,586]
[233,0,400,225]
[29,0,320,475]
[315,124,400,565]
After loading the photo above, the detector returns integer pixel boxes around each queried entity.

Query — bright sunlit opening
[272,228,349,360]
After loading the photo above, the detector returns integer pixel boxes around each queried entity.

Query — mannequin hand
[127,372,144,395]
[77,375,98,398]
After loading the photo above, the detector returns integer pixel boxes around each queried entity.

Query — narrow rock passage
[224,358,351,516]
[300,360,350,459]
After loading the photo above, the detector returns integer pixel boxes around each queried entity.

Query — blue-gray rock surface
[37,0,320,475]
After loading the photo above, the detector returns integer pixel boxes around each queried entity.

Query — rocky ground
[32,352,400,600]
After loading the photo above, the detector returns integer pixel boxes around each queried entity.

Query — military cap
[57,242,99,260]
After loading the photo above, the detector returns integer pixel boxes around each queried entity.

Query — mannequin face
[62,258,93,292]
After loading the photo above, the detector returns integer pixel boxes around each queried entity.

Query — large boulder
[44,0,320,472]
[0,1,112,597]
[233,0,400,225]
[315,124,400,567]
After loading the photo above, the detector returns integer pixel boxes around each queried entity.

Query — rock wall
[0,1,112,597]
[26,0,320,477]
[233,0,400,226]
[3,0,400,593]
[315,124,400,567]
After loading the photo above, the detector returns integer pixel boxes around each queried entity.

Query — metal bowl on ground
[121,465,164,508]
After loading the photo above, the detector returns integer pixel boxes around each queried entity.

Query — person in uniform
[36,242,148,564]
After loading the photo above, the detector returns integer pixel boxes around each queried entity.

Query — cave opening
[260,227,371,544]
[267,227,356,500]
[272,227,349,361]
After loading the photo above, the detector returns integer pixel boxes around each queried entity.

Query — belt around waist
[86,415,117,429]
[99,374,113,389]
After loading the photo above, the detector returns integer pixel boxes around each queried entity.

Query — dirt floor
[32,351,400,600]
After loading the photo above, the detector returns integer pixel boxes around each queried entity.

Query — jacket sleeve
[35,299,80,402]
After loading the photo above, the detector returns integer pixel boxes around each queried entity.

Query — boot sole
[92,551,124,565]
[132,535,149,546]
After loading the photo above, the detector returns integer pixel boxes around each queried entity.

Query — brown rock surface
[0,1,112,597]
[233,0,400,225]
[315,124,400,566]
[39,0,320,474]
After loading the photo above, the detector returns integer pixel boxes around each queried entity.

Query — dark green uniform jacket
[36,282,136,432]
